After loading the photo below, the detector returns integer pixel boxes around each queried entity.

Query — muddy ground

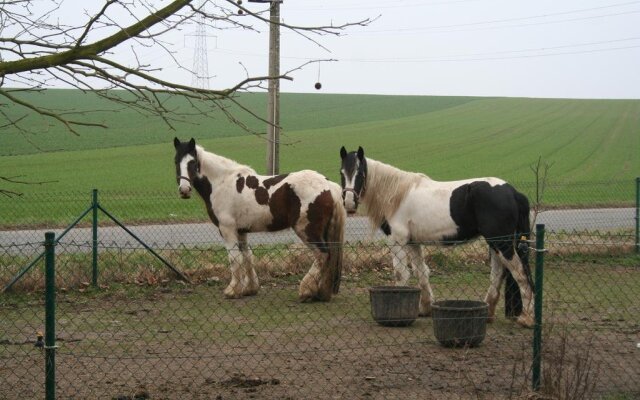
[3,272,638,400]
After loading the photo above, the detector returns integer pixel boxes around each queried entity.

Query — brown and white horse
[174,138,346,302]
[340,146,534,327]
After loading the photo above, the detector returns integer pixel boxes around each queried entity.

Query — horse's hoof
[299,290,332,302]
[298,293,314,303]
[298,287,313,301]
[419,303,432,317]
[298,280,318,302]
[223,286,243,299]
[516,315,534,328]
[300,295,332,303]
[243,288,259,296]
[314,293,332,302]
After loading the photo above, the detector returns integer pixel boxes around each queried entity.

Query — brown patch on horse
[255,187,269,205]
[267,183,301,231]
[245,175,259,189]
[236,176,245,193]
[263,174,289,189]
[305,190,333,253]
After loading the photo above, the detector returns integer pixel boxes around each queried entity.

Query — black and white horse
[340,146,534,327]
[173,138,346,302]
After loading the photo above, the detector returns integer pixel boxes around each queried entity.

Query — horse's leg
[407,243,434,316]
[495,251,535,328]
[387,223,412,286]
[299,255,327,302]
[390,243,411,286]
[294,213,332,302]
[238,233,259,296]
[219,226,247,299]
[484,248,506,323]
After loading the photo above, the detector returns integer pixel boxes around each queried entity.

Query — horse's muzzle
[342,188,359,214]
[179,185,192,199]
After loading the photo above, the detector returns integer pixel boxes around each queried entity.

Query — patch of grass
[599,393,637,400]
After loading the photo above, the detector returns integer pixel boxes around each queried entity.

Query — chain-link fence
[1,184,639,399]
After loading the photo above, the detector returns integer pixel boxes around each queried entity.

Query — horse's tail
[515,190,531,240]
[514,190,534,289]
[505,189,533,318]
[326,195,346,294]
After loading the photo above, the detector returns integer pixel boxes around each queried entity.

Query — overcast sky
[13,0,640,99]
[202,0,640,99]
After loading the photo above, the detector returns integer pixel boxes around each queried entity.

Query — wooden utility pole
[247,0,282,175]
[266,0,280,175]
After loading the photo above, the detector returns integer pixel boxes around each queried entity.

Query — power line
[286,0,482,11]
[364,36,640,60]
[209,36,640,63]
[288,0,640,13]
[356,8,640,35]
[337,44,640,63]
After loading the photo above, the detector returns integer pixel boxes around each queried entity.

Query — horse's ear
[357,146,365,161]
[187,138,196,152]
[340,146,347,159]
[173,137,180,149]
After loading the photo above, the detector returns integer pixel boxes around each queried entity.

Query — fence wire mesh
[1,187,639,399]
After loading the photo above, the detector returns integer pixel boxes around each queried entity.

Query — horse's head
[173,137,198,199]
[339,146,367,214]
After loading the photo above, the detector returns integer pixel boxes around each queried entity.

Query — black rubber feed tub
[432,300,488,348]
[369,286,420,327]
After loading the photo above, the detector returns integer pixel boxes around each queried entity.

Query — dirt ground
[3,275,638,400]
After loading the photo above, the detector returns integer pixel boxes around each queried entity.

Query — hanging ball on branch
[238,8,244,15]
[314,82,322,90]
[237,0,242,4]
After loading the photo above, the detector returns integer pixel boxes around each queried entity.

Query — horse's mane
[363,158,427,227]
[196,145,256,177]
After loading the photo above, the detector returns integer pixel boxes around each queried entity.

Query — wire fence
[1,185,639,399]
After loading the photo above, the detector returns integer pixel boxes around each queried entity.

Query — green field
[0,90,638,226]
[1,90,477,156]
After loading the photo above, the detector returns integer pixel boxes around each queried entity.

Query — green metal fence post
[532,223,545,391]
[92,189,99,287]
[44,232,57,400]
[635,177,639,254]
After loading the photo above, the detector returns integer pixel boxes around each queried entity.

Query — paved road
[0,208,635,254]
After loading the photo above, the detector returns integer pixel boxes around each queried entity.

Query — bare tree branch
[0,0,193,77]
[75,0,119,48]
[529,156,555,230]
[0,88,107,134]
[0,175,57,197]
[0,0,370,138]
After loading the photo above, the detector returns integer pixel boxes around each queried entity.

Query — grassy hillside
[0,90,477,156]
[0,91,638,226]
